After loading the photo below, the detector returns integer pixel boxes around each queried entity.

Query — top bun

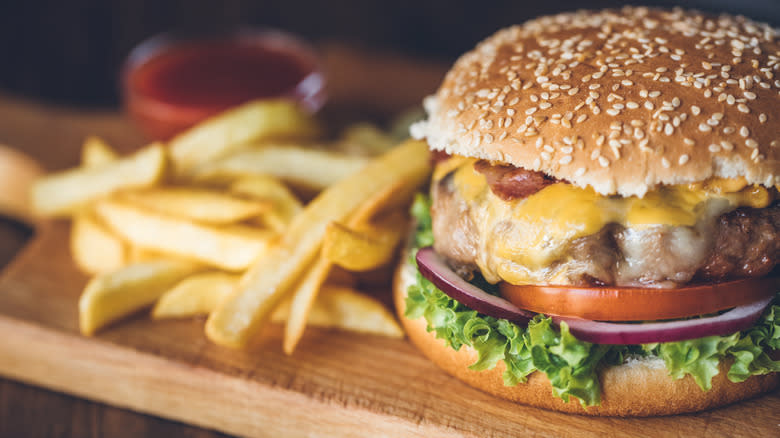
[412,7,779,197]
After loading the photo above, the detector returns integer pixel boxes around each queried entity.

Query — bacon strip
[473,160,556,201]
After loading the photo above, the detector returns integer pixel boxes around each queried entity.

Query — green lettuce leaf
[405,193,780,407]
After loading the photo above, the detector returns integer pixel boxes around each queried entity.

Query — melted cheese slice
[438,157,775,285]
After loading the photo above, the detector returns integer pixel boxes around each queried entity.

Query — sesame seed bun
[393,253,780,416]
[411,7,779,197]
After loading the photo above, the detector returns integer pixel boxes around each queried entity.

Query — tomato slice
[499,277,778,321]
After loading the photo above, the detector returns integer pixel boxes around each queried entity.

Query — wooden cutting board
[0,47,778,438]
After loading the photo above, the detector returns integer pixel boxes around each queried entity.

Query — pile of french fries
[31,99,431,353]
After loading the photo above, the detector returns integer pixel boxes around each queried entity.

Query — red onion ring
[554,296,773,345]
[416,247,534,324]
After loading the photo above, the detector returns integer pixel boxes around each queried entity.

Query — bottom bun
[394,253,779,416]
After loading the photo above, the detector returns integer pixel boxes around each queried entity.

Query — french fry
[81,136,119,167]
[79,259,201,335]
[206,139,430,348]
[282,184,409,353]
[71,211,127,274]
[283,257,333,353]
[230,176,303,232]
[152,272,240,319]
[169,100,320,177]
[0,145,43,222]
[191,145,369,191]
[152,275,401,337]
[31,143,166,217]
[337,123,396,156]
[128,246,167,263]
[118,188,271,225]
[321,212,406,272]
[276,286,404,338]
[94,200,275,271]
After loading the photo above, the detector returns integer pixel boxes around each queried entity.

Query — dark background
[0,0,778,108]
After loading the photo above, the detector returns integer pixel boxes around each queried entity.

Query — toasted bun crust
[394,254,779,416]
[411,7,780,197]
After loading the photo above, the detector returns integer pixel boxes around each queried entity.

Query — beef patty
[432,172,779,287]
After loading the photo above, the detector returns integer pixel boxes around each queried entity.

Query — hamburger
[395,7,779,416]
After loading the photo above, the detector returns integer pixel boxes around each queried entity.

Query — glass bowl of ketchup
[122,29,326,140]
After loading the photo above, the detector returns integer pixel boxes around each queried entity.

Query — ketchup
[123,31,325,140]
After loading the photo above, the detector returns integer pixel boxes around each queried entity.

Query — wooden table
[0,47,778,438]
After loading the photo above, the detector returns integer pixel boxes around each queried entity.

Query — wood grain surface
[0,47,778,437]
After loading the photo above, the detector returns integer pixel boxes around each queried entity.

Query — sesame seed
[541,151,552,161]
[740,126,750,137]
[664,123,674,135]
[559,155,573,165]
[713,112,724,120]
[684,138,695,146]
[574,167,586,177]
[661,157,671,168]
[745,139,758,148]
[744,91,757,100]
[606,108,620,116]
[723,126,736,134]
[738,104,750,113]
[759,113,767,123]
[576,114,588,123]
[598,156,610,168]
[525,107,538,115]
[678,154,690,165]
[721,141,734,151]
[539,102,552,110]
[708,144,721,153]
[649,91,661,98]
[644,101,654,110]
[699,123,712,132]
